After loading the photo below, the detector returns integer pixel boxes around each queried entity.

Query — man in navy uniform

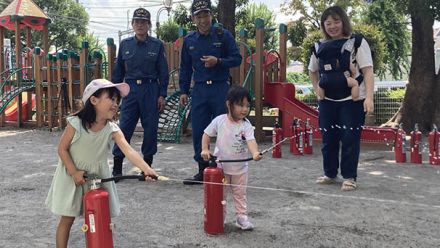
[112,7,169,179]
[179,0,242,185]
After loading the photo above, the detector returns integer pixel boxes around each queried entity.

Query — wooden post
[0,27,5,127]
[15,19,22,127]
[46,54,53,129]
[42,24,49,57]
[26,27,32,121]
[93,51,102,79]
[33,48,43,127]
[177,28,187,92]
[56,53,68,127]
[239,28,248,87]
[107,38,115,81]
[254,18,265,142]
[279,24,287,82]
[80,41,89,93]
[67,52,74,112]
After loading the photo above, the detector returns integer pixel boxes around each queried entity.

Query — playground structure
[0,0,399,146]
[0,0,186,137]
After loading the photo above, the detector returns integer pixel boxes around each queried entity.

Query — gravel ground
[1,127,439,248]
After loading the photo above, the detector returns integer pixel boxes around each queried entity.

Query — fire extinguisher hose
[84,174,170,183]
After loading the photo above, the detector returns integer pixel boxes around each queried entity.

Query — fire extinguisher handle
[209,154,254,163]
[217,157,253,163]
[101,174,146,182]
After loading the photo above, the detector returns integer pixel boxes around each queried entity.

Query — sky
[80,0,439,46]
[79,0,291,45]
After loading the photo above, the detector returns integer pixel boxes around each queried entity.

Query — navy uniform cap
[133,8,151,21]
[191,0,211,15]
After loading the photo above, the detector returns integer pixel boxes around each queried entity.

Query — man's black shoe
[183,174,203,185]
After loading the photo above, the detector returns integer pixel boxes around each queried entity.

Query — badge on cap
[192,0,211,15]
[133,8,150,20]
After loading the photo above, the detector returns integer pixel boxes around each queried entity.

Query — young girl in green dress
[45,79,158,248]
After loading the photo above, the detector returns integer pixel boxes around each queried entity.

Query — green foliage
[172,4,194,31]
[299,29,322,73]
[280,0,365,29]
[363,0,410,80]
[353,24,386,77]
[388,88,406,99]
[296,92,317,104]
[286,72,311,84]
[32,0,89,51]
[236,3,278,52]
[287,19,307,47]
[157,19,179,42]
[300,25,386,77]
[287,18,308,61]
[82,32,105,54]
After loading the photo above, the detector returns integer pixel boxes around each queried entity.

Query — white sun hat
[82,79,130,103]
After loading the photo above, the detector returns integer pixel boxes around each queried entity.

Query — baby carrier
[312,34,363,100]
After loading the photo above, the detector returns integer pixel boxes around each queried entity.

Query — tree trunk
[401,0,439,133]
[218,0,236,37]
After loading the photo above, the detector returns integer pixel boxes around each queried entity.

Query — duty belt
[196,80,227,85]
[132,78,157,85]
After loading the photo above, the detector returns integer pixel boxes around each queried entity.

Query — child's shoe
[235,215,254,230]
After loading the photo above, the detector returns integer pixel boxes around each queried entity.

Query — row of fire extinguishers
[394,123,440,165]
[272,118,313,158]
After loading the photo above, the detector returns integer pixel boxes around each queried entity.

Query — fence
[297,85,405,125]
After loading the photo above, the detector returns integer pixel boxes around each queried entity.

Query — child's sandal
[316,176,337,185]
[341,179,357,191]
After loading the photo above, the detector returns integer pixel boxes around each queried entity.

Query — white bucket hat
[82,79,130,103]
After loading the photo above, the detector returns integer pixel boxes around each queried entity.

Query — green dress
[45,116,120,217]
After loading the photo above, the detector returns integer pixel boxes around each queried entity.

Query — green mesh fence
[157,91,191,143]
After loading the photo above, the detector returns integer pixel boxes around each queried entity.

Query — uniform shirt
[204,114,255,175]
[112,36,169,97]
[179,26,242,95]
[309,37,373,101]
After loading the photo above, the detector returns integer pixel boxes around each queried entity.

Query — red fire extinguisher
[82,174,150,248]
[428,124,440,165]
[272,118,283,158]
[204,159,224,235]
[290,119,303,155]
[410,123,422,164]
[82,179,114,248]
[303,118,313,154]
[395,123,407,163]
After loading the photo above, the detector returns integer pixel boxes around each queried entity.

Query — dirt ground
[1,127,439,248]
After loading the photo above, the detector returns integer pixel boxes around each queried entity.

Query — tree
[287,18,307,61]
[363,0,411,80]
[281,0,365,29]
[82,31,106,55]
[236,3,278,51]
[397,0,440,132]
[157,19,179,42]
[172,3,193,31]
[30,0,89,51]
[218,0,236,36]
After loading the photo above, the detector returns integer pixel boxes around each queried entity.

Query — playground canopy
[0,0,50,30]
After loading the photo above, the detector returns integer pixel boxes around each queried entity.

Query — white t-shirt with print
[308,37,373,100]
[204,114,255,175]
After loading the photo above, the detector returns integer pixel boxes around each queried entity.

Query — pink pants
[223,172,248,218]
